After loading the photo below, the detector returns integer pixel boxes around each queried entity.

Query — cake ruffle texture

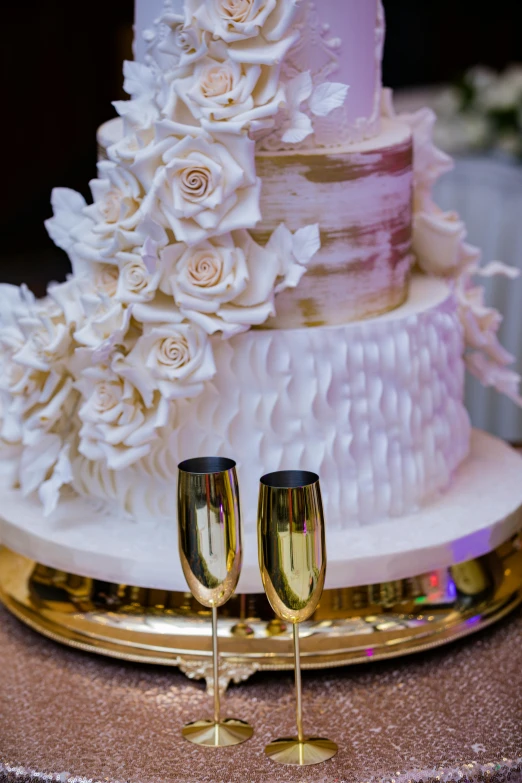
[71,277,471,529]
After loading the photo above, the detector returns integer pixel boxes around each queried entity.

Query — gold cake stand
[1,532,521,690]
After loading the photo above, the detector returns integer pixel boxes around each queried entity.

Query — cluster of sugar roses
[0,0,348,514]
[383,90,522,405]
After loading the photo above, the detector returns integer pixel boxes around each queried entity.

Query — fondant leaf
[281,111,313,144]
[292,224,321,264]
[287,70,313,109]
[310,82,349,117]
[122,60,157,99]
[50,187,87,214]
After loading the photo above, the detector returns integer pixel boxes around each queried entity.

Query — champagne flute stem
[293,623,304,743]
[212,605,220,725]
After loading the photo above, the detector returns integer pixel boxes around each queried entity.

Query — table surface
[1,604,521,783]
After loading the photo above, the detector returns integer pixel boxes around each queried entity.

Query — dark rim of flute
[178,456,236,475]
[260,470,319,489]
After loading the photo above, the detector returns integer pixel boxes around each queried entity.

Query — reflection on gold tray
[1,535,521,690]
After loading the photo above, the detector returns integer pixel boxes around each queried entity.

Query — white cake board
[0,430,521,592]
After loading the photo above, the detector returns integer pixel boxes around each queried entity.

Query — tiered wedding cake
[0,0,521,590]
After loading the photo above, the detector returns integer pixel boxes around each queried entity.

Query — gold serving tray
[1,535,521,689]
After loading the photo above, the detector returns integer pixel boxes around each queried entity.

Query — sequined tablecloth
[1,604,521,783]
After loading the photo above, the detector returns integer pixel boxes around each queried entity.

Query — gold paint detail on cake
[95,119,415,330]
[254,122,414,328]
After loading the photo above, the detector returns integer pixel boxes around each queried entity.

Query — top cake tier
[134,0,384,148]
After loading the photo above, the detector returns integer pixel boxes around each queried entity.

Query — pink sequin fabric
[0,605,521,783]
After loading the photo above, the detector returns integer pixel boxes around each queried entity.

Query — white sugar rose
[456,273,522,405]
[93,264,120,297]
[457,280,513,364]
[0,289,76,436]
[45,189,96,278]
[0,365,72,447]
[115,249,162,304]
[166,231,280,335]
[157,14,210,66]
[186,0,300,64]
[116,323,216,405]
[0,289,78,410]
[77,370,170,470]
[74,293,132,363]
[171,51,284,133]
[16,377,76,516]
[134,130,261,245]
[76,161,143,261]
[13,311,72,374]
[113,60,163,135]
[0,290,78,514]
[45,169,144,275]
[169,235,247,304]
[413,205,480,277]
[108,132,145,167]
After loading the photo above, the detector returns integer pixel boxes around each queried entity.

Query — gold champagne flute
[258,470,338,766]
[178,456,253,747]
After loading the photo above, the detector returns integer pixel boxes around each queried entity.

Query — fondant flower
[114,249,162,304]
[134,130,261,245]
[45,189,96,278]
[75,161,143,261]
[113,60,163,134]
[116,323,216,405]
[0,289,79,514]
[108,131,145,167]
[169,50,284,133]
[157,14,210,66]
[77,369,170,470]
[413,204,480,277]
[93,264,120,297]
[114,237,168,304]
[186,0,300,64]
[13,311,72,374]
[166,230,280,335]
[74,293,132,363]
[456,270,522,405]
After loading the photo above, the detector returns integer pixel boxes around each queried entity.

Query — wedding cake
[0,0,521,591]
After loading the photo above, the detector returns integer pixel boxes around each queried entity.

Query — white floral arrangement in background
[383,89,522,405]
[422,64,522,160]
[0,0,348,514]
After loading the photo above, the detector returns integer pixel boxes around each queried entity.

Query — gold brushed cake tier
[1,532,521,690]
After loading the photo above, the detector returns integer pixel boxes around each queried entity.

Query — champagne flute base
[265,737,338,765]
[182,718,253,747]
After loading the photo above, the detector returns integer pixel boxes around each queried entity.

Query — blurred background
[2,0,522,437]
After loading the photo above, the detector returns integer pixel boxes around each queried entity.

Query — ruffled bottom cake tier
[0,430,521,592]
[70,275,471,531]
